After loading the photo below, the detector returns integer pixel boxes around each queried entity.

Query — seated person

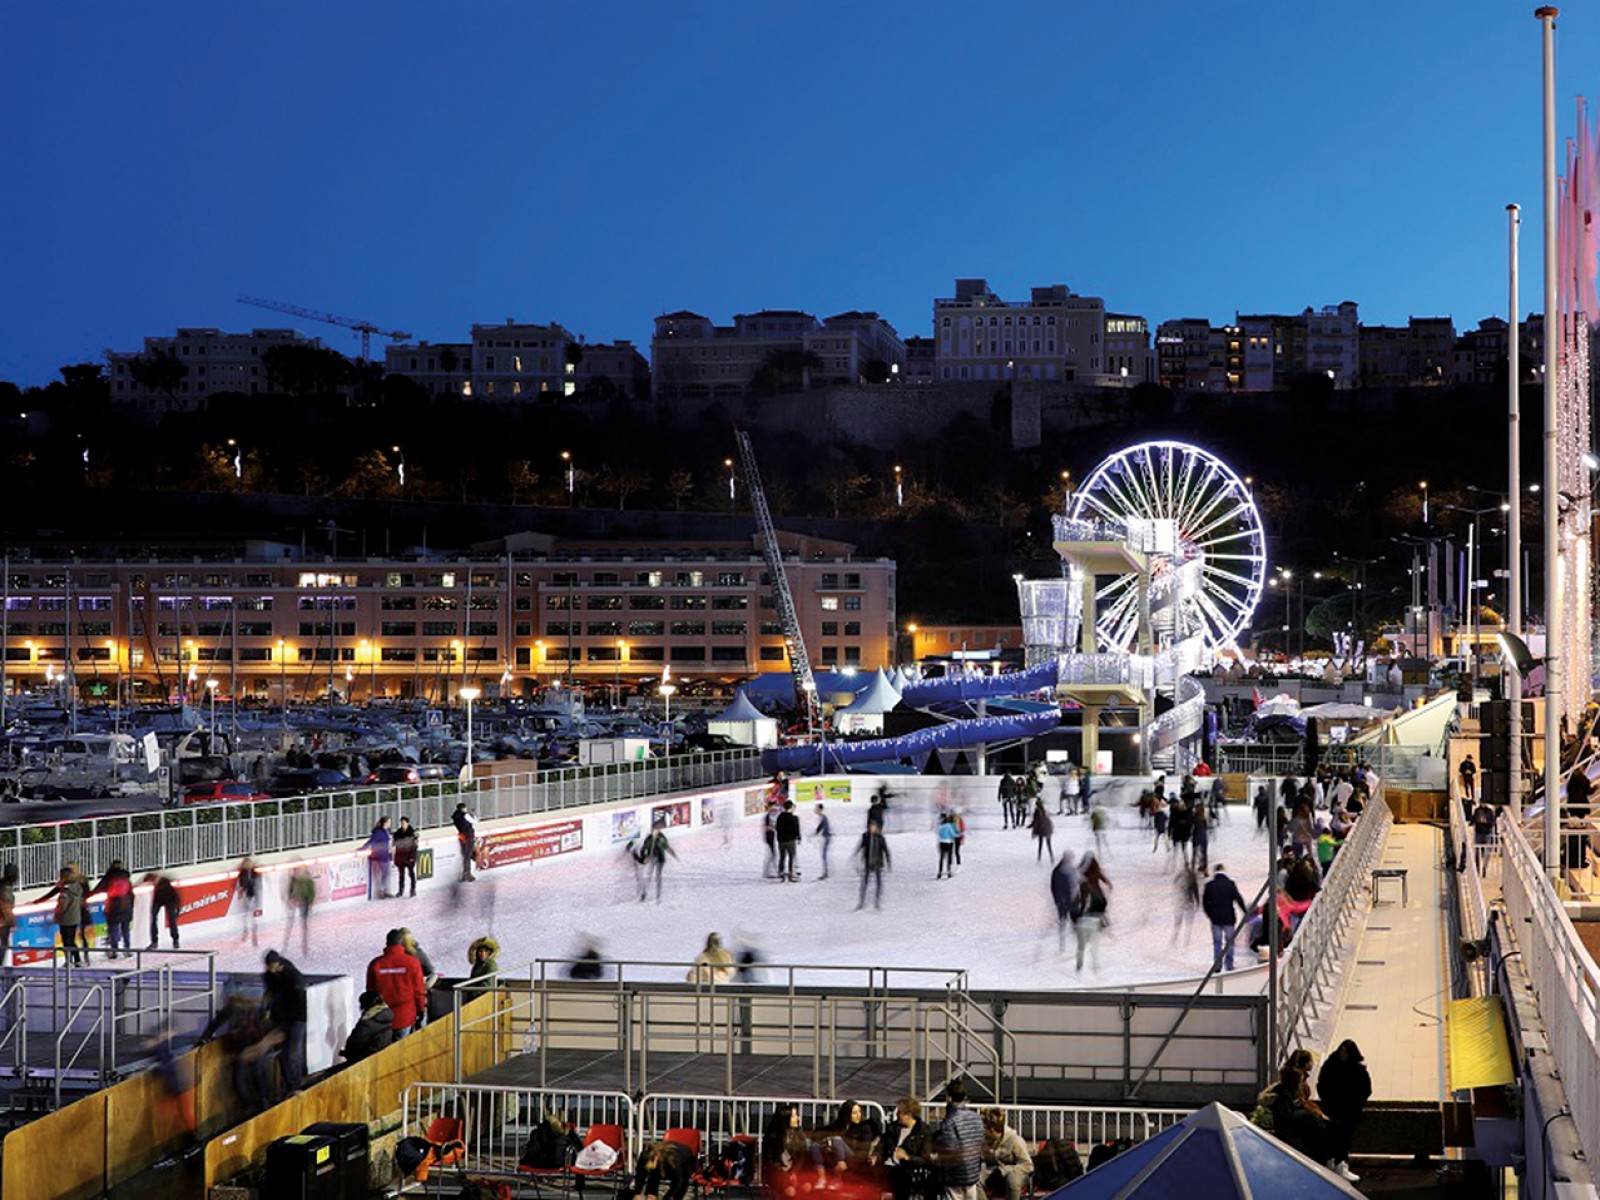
[979,1108,1033,1200]
[875,1098,935,1200]
[763,1105,825,1197]
[816,1099,884,1174]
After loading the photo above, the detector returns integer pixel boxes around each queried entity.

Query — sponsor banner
[700,797,716,826]
[416,847,435,881]
[176,877,237,925]
[651,800,691,830]
[744,789,770,817]
[479,819,584,869]
[319,857,369,903]
[610,809,641,844]
[13,896,107,965]
[794,779,852,804]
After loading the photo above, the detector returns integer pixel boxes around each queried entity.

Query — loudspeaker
[302,1122,369,1200]
[264,1134,340,1200]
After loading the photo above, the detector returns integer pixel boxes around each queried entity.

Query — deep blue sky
[1,2,1592,385]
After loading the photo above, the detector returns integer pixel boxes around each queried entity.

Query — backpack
[1030,1138,1083,1190]
[396,1136,433,1178]
[705,1138,756,1185]
[520,1118,575,1170]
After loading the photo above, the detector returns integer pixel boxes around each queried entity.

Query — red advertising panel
[651,801,691,830]
[478,819,584,869]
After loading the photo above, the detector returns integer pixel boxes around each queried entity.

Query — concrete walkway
[1327,821,1451,1102]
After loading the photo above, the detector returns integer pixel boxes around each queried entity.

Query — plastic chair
[571,1122,627,1194]
[664,1127,704,1159]
[692,1132,757,1200]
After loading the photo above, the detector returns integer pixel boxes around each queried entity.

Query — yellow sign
[1447,996,1515,1090]
[794,779,852,804]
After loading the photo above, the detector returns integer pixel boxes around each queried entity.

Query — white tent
[833,668,903,734]
[706,688,780,748]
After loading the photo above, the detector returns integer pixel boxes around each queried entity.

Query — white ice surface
[193,800,1276,993]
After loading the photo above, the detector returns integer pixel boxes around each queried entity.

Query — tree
[666,469,694,511]
[819,470,868,519]
[262,343,352,398]
[596,464,650,511]
[506,460,538,505]
[126,348,187,408]
[750,349,822,396]
[335,449,400,499]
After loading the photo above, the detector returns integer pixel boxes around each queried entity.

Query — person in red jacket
[366,929,428,1041]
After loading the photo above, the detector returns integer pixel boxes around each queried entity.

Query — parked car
[368,762,450,785]
[268,768,353,798]
[181,780,271,806]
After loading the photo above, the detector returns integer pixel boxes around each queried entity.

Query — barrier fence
[1498,817,1600,1176]
[398,1080,1186,1188]
[1274,793,1393,1056]
[0,749,762,890]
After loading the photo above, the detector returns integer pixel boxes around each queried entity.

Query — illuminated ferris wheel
[1067,440,1267,654]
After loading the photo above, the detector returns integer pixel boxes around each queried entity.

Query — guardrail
[0,749,763,889]
[1275,797,1393,1055]
[1499,818,1600,1175]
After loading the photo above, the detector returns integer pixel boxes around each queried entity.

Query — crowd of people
[1252,1040,1372,1183]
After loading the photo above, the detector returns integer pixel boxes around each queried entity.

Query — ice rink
[191,793,1276,992]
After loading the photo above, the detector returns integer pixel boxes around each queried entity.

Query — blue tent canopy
[1044,1103,1362,1200]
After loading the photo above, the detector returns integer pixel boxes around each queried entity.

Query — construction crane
[237,295,411,362]
[734,429,818,728]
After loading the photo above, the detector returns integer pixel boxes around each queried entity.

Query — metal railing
[52,983,107,1107]
[1055,654,1153,691]
[1275,798,1393,1055]
[1499,818,1600,1174]
[397,1081,1187,1190]
[0,749,762,890]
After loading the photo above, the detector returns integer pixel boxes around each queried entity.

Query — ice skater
[1089,802,1111,857]
[285,865,315,957]
[775,801,802,882]
[1049,851,1081,951]
[1075,856,1111,973]
[854,821,891,910]
[814,804,833,880]
[634,824,678,903]
[935,811,959,879]
[1058,765,1081,816]
[234,856,260,947]
[1029,800,1054,863]
[1171,862,1203,945]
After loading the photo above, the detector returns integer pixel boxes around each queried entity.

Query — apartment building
[1154,319,1228,392]
[1359,316,1457,388]
[106,327,329,412]
[382,342,473,399]
[0,534,896,703]
[467,319,576,400]
[651,309,904,400]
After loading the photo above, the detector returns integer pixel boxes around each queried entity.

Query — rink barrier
[397,1081,1185,1190]
[1274,794,1393,1057]
[0,748,763,890]
[1499,816,1600,1177]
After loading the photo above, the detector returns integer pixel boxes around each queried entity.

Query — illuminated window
[820,597,839,611]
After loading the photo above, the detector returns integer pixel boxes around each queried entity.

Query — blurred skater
[855,822,891,910]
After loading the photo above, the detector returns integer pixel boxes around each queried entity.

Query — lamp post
[658,678,676,757]
[1508,200,1524,818]
[392,445,406,491]
[535,640,545,693]
[205,678,218,733]
[725,458,736,510]
[1538,2,1561,879]
[615,640,626,708]
[1443,502,1502,694]
[561,451,575,505]
[276,639,287,737]
[106,640,120,736]
[894,465,904,508]
[227,438,242,480]
[1419,480,1430,526]
[460,685,480,783]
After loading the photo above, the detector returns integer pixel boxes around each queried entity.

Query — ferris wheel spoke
[1177,477,1230,538]
[1201,562,1264,592]
[1076,488,1128,527]
[1187,501,1256,547]
[1098,471,1149,527]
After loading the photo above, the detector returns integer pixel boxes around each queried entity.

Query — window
[545,621,573,635]
[636,571,664,587]
[514,621,532,637]
[844,621,861,636]
[382,647,417,662]
[423,596,459,611]
[670,621,706,636]
[819,647,838,664]
[844,646,862,665]
[592,572,619,585]
[821,621,838,636]
[843,596,862,611]
[630,595,666,610]
[630,645,664,662]
[382,597,417,611]
[671,596,708,610]
[821,573,839,588]
[820,597,839,611]
[674,571,705,587]
[471,572,495,587]
[711,596,747,610]
[586,595,623,610]
[237,648,272,662]
[514,597,532,611]
[711,647,745,662]
[546,596,573,610]
[382,622,417,637]
[466,621,497,636]
[586,621,623,636]
[711,621,745,636]
[629,621,663,636]
[845,573,861,588]
[669,646,706,662]
[422,621,457,637]
[515,648,531,666]
[716,572,745,586]
[239,622,273,637]
[385,572,416,588]
[587,646,620,662]
[759,646,785,661]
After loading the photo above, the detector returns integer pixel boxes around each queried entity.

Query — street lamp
[615,639,626,708]
[459,685,481,783]
[106,640,120,734]
[392,445,406,490]
[657,673,676,757]
[227,438,242,479]
[561,451,574,504]
[535,640,546,692]
[1419,480,1429,525]
[725,458,736,510]
[205,678,218,732]
[894,465,904,508]
[276,639,287,735]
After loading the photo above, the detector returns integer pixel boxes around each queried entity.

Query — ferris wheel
[1067,440,1266,654]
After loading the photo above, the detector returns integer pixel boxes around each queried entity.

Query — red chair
[664,1127,704,1159]
[692,1132,757,1200]
[571,1122,628,1194]
[415,1114,466,1183]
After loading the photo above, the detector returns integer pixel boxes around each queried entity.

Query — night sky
[0,2,1587,385]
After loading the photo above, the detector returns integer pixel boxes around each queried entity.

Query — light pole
[561,451,575,505]
[392,445,406,491]
[106,640,120,735]
[725,458,736,511]
[277,639,287,737]
[1420,480,1430,526]
[1538,2,1561,878]
[658,677,676,757]
[459,685,480,783]
[1508,200,1524,819]
[615,640,626,708]
[894,465,904,508]
[227,438,242,480]
[535,640,545,693]
[1443,502,1502,694]
[205,678,218,733]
